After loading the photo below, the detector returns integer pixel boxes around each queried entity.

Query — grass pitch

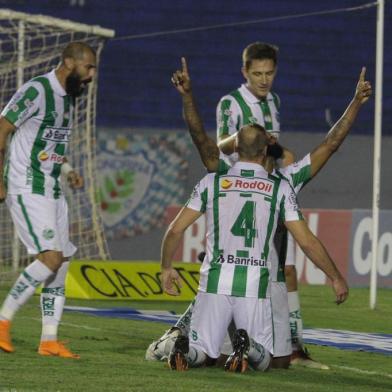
[0,285,391,392]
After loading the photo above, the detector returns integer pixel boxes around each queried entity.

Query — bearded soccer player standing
[0,42,96,358]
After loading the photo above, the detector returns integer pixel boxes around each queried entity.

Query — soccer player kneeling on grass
[159,125,348,372]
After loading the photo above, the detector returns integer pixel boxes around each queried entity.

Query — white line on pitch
[20,316,136,337]
[333,365,392,379]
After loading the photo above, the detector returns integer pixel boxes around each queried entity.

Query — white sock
[288,290,303,351]
[0,260,54,321]
[187,345,207,367]
[248,338,271,371]
[174,300,195,335]
[40,262,69,342]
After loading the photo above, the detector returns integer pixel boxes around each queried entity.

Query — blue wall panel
[3,0,391,135]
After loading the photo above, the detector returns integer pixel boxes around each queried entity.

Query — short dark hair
[237,124,268,159]
[242,42,279,69]
[62,41,96,62]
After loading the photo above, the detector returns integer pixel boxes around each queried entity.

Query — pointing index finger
[181,57,189,75]
[359,66,366,82]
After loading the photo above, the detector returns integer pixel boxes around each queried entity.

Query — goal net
[0,9,114,279]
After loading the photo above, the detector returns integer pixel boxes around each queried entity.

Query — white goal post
[0,9,114,278]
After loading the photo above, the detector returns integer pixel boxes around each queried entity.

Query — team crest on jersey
[42,228,55,240]
[51,111,59,120]
[221,179,233,189]
[248,116,258,124]
[10,103,19,113]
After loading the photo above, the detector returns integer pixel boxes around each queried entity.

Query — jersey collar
[239,84,272,104]
[48,69,67,97]
[232,161,268,174]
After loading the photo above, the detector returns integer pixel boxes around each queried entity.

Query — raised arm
[309,67,372,178]
[0,117,16,202]
[172,58,220,172]
[285,219,349,304]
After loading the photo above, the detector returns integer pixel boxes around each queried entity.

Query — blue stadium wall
[4,0,392,135]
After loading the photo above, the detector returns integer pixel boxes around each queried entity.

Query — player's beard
[65,70,90,98]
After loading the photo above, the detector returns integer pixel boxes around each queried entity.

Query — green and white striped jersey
[217,151,312,282]
[216,84,280,139]
[187,161,303,299]
[1,70,73,199]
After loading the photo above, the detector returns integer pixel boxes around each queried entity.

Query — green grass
[0,285,391,392]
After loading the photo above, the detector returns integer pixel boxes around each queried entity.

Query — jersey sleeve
[1,82,42,128]
[278,154,311,193]
[279,180,304,222]
[185,174,210,213]
[216,95,240,139]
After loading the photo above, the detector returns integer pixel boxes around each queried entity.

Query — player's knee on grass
[271,355,290,369]
[284,265,298,292]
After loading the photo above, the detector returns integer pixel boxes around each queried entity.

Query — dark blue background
[2,0,391,134]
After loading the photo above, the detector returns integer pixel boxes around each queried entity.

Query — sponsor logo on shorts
[221,179,232,189]
[43,228,55,240]
[217,254,267,267]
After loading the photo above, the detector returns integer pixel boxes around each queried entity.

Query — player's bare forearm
[310,98,361,178]
[161,228,182,270]
[183,93,219,172]
[286,220,343,281]
[286,220,349,303]
[325,98,362,151]
[310,68,372,178]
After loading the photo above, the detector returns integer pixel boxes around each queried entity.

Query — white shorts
[220,283,292,358]
[189,292,272,359]
[285,233,295,267]
[6,193,77,257]
[270,281,292,357]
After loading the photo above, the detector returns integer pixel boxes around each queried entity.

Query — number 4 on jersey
[230,200,257,248]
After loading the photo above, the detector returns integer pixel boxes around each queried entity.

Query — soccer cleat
[168,335,189,371]
[38,340,80,359]
[0,320,14,353]
[290,347,329,370]
[145,328,181,361]
[224,329,250,373]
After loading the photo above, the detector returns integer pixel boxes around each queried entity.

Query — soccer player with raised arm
[146,58,371,369]
[0,42,96,358]
[216,41,364,368]
[160,124,348,372]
